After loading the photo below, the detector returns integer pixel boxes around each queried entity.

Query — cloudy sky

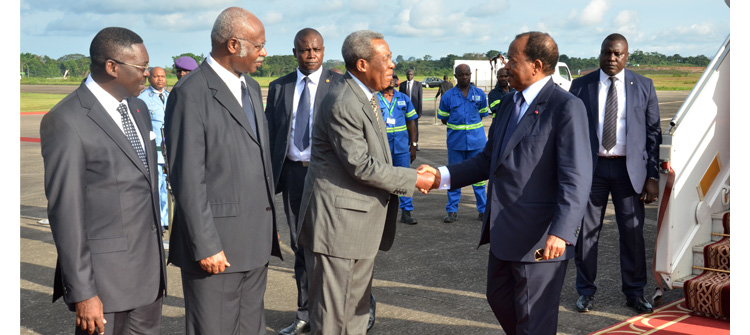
[20,0,729,68]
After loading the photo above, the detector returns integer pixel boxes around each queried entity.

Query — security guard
[437,64,488,223]
[138,66,169,232]
[378,75,419,224]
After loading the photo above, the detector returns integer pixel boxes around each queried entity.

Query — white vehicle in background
[552,62,572,91]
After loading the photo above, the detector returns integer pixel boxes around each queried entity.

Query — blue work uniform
[378,90,418,211]
[488,83,516,118]
[138,86,169,229]
[437,85,488,214]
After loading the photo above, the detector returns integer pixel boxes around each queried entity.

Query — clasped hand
[415,164,440,194]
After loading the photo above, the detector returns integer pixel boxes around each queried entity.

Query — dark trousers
[280,160,310,322]
[181,266,269,335]
[305,247,375,335]
[575,157,647,298]
[486,251,567,335]
[75,294,163,335]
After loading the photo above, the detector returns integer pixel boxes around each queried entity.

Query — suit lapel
[345,74,390,163]
[498,80,554,164]
[624,69,635,135]
[80,86,151,180]
[203,63,259,144]
[313,69,332,117]
[128,98,156,174]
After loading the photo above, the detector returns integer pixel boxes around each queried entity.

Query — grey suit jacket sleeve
[328,93,417,196]
[41,111,97,304]
[165,83,223,262]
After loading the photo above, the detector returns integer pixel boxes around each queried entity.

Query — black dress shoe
[400,210,417,225]
[576,295,594,312]
[626,296,654,314]
[444,212,457,223]
[477,212,484,221]
[278,319,310,335]
[368,294,376,331]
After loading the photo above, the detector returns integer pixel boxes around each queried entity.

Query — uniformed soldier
[378,75,419,224]
[437,64,489,223]
[138,66,169,233]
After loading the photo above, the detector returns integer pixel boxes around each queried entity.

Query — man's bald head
[148,66,166,91]
[210,7,262,51]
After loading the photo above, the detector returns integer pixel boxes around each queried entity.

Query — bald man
[164,7,282,334]
[138,67,170,233]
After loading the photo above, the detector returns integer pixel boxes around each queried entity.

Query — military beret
[174,56,198,71]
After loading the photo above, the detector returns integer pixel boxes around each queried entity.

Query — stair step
[673,274,698,289]
[711,211,729,242]
[692,242,712,274]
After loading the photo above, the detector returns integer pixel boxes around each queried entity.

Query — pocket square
[150,131,156,141]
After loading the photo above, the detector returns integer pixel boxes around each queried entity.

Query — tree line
[20,49,711,79]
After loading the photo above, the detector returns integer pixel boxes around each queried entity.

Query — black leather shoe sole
[626,297,654,314]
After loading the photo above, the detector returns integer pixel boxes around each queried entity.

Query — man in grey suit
[40,27,166,335]
[570,33,661,314]
[164,7,282,335]
[265,28,341,335]
[296,30,435,334]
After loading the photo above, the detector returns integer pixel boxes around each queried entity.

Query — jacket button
[266,207,272,211]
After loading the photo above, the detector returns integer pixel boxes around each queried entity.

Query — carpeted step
[683,212,730,320]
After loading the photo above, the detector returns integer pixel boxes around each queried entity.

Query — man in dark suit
[435,74,454,100]
[399,69,422,149]
[265,28,341,335]
[296,30,435,334]
[570,33,661,314]
[419,31,592,334]
[164,7,282,334]
[40,27,167,335]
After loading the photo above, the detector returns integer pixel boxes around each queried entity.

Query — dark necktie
[501,92,525,154]
[241,81,258,137]
[117,103,149,171]
[294,77,311,150]
[602,76,618,151]
[158,92,164,104]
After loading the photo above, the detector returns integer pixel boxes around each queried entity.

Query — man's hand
[543,235,567,261]
[199,250,231,274]
[640,178,659,204]
[76,295,106,335]
[409,145,416,163]
[415,169,435,194]
[416,164,441,193]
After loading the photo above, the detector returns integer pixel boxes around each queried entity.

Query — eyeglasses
[234,37,266,52]
[110,59,149,73]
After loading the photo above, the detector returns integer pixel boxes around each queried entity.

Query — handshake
[415,165,441,194]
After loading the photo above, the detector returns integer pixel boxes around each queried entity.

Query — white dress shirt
[597,69,627,156]
[206,54,249,108]
[287,67,323,162]
[85,75,145,148]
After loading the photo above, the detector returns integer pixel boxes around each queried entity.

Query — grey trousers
[74,294,163,335]
[305,247,375,335]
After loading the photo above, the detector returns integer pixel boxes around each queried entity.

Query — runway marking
[21,137,41,143]
[659,101,683,105]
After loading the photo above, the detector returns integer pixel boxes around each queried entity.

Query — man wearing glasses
[40,27,166,335]
[164,7,282,334]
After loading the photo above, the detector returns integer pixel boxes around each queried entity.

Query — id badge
[386,117,396,125]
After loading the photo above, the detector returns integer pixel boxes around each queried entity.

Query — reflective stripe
[479,107,489,114]
[489,99,501,108]
[472,180,487,187]
[437,109,450,117]
[386,125,408,133]
[446,122,484,130]
[405,110,417,118]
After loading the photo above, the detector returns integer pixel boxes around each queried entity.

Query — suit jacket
[569,69,661,193]
[447,79,592,262]
[40,84,166,313]
[265,68,342,189]
[399,80,423,116]
[297,73,418,260]
[164,61,282,274]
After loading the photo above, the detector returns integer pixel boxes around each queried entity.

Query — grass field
[20,93,68,113]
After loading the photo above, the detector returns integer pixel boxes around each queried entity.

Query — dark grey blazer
[164,61,282,274]
[569,69,662,193]
[40,84,166,313]
[265,68,342,189]
[297,73,418,260]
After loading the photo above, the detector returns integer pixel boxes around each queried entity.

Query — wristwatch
[410,142,418,147]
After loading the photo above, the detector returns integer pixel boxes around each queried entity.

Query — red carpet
[589,299,729,335]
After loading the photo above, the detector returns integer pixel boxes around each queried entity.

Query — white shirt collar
[297,67,323,86]
[599,68,625,84]
[85,74,126,111]
[349,73,374,101]
[517,75,552,106]
[206,54,245,106]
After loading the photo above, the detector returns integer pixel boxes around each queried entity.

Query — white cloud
[569,0,610,27]
[264,11,283,25]
[612,10,639,36]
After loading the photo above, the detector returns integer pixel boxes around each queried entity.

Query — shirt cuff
[437,166,451,190]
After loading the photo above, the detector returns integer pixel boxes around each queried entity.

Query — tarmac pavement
[20,87,688,334]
